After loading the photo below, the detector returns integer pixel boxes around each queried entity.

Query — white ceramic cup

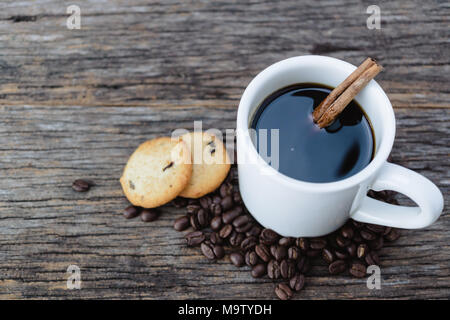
[236,55,444,237]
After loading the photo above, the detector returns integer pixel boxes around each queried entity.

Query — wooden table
[0,0,448,299]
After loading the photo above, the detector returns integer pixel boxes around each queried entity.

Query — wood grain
[0,105,448,299]
[0,0,448,108]
[0,0,448,299]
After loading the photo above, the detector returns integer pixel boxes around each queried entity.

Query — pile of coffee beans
[122,167,401,300]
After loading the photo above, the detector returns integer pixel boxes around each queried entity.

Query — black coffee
[250,83,374,183]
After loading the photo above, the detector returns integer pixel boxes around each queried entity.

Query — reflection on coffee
[250,83,374,183]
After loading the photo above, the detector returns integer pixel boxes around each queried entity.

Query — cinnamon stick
[313,58,383,129]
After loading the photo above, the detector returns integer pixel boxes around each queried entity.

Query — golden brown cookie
[120,137,192,208]
[179,131,231,198]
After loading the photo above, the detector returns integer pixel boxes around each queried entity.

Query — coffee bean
[251,263,267,278]
[235,232,246,246]
[245,251,259,266]
[235,222,253,233]
[352,233,363,243]
[199,196,212,210]
[290,274,305,292]
[220,196,234,211]
[336,235,350,247]
[241,236,257,251]
[222,207,243,224]
[349,262,366,278]
[270,245,287,261]
[384,228,400,242]
[306,249,321,258]
[212,195,222,204]
[366,223,385,234]
[141,209,159,222]
[72,179,91,192]
[229,231,245,247]
[298,256,311,274]
[356,244,369,258]
[246,226,262,237]
[123,205,140,219]
[365,251,380,266]
[185,231,205,246]
[334,249,349,260]
[230,252,244,267]
[327,235,339,249]
[233,215,251,228]
[213,245,225,259]
[210,216,222,231]
[187,199,199,205]
[201,242,216,260]
[220,182,233,198]
[388,197,399,205]
[279,237,295,246]
[187,204,201,215]
[310,238,327,250]
[190,214,201,230]
[296,238,309,251]
[369,189,392,201]
[340,225,354,239]
[322,248,335,264]
[255,244,272,262]
[210,203,222,216]
[260,229,279,245]
[329,260,347,275]
[351,220,364,229]
[197,209,209,227]
[173,197,188,208]
[219,224,233,238]
[288,246,301,260]
[360,229,376,241]
[232,191,242,204]
[346,242,357,257]
[280,259,295,279]
[209,232,223,245]
[369,237,384,250]
[275,283,293,300]
[267,260,281,279]
[173,216,190,231]
[383,227,392,236]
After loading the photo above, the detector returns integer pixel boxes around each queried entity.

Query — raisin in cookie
[179,131,231,198]
[120,137,192,208]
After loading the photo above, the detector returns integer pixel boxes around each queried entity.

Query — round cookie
[120,137,192,208]
[179,131,231,198]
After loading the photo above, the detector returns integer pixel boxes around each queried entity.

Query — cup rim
[237,55,396,192]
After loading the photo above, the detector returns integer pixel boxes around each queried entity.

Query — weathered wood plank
[0,105,448,299]
[0,0,448,108]
[0,0,448,300]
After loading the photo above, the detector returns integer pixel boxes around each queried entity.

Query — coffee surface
[251,83,374,183]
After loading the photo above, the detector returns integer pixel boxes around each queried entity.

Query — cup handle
[351,162,443,228]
